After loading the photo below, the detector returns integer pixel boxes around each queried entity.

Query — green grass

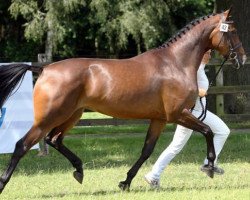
[82,112,112,119]
[68,124,176,135]
[0,131,249,199]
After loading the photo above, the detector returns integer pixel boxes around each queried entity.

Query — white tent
[0,63,39,154]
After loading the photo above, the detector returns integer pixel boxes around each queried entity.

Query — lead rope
[197,97,205,120]
[209,55,229,87]
[200,97,207,121]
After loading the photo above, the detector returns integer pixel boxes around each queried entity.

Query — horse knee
[203,126,213,137]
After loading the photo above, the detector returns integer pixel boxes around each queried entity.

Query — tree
[88,0,173,56]
[5,0,215,60]
[9,0,86,61]
[0,0,40,62]
[89,0,214,56]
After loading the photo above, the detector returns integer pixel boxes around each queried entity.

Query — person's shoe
[144,173,160,188]
[200,164,224,175]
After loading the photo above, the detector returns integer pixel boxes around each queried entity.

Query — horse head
[210,8,247,69]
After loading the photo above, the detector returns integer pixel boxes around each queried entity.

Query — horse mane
[158,13,218,49]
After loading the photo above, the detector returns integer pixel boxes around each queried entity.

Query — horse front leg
[177,109,216,178]
[118,119,166,191]
[0,126,45,193]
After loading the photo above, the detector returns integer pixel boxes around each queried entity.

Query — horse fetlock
[73,171,84,184]
[208,152,216,161]
[73,160,83,169]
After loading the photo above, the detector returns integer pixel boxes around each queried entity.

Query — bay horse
[0,9,247,193]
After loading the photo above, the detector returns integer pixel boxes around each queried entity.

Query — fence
[208,85,250,122]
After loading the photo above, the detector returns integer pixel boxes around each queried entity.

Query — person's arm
[197,64,209,97]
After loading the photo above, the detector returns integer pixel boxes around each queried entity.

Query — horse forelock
[158,13,218,49]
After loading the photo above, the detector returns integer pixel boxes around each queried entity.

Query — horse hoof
[73,171,84,184]
[203,167,214,178]
[0,181,4,194]
[201,164,215,178]
[207,170,214,178]
[118,181,130,191]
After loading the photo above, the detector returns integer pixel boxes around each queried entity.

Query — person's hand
[199,88,207,97]
[201,50,211,64]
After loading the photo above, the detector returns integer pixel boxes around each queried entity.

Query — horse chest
[162,77,198,113]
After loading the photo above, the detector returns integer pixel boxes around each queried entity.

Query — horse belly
[84,96,165,119]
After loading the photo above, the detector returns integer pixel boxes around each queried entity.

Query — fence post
[37,53,49,156]
[215,65,224,116]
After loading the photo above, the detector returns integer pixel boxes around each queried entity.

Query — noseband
[217,20,243,69]
[226,28,243,69]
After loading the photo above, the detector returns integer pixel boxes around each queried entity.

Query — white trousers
[149,97,230,180]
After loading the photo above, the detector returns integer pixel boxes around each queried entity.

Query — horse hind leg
[0,125,47,193]
[177,109,216,178]
[45,108,84,184]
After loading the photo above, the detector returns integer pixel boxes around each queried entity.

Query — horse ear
[225,6,233,20]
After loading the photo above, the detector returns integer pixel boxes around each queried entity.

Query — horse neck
[163,15,221,72]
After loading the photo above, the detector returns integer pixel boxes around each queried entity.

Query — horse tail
[0,64,43,109]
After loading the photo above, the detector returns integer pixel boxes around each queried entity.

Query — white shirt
[197,63,209,91]
[193,63,209,111]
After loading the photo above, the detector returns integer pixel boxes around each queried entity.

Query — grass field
[0,130,249,199]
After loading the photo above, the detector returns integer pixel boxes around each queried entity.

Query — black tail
[0,64,43,109]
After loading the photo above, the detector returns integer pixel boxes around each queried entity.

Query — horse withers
[0,9,247,193]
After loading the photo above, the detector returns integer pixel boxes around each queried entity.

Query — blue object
[0,108,6,128]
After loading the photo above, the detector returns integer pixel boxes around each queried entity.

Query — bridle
[223,21,243,69]
[215,20,242,65]
[209,19,243,86]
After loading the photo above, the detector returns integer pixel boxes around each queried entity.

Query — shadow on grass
[37,183,250,199]
[0,132,249,175]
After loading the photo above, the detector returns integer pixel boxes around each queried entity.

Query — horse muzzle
[230,53,247,69]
